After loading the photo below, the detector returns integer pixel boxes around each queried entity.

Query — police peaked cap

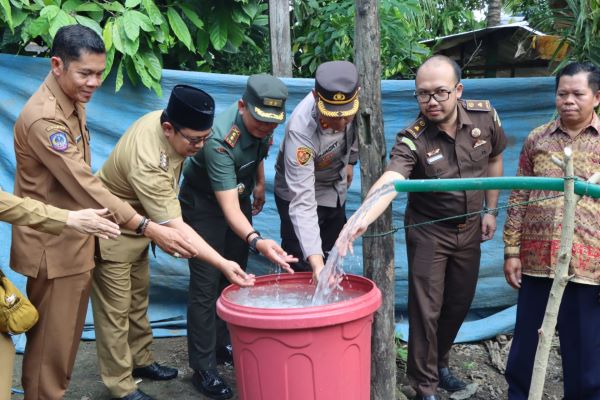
[315,60,359,118]
[165,84,215,131]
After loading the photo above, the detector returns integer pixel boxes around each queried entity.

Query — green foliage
[504,0,554,32]
[550,0,600,68]
[291,0,431,79]
[0,0,267,95]
[395,332,408,374]
[418,0,485,38]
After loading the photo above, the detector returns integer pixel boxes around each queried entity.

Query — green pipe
[393,177,600,199]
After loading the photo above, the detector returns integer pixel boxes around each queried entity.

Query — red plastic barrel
[216,272,382,400]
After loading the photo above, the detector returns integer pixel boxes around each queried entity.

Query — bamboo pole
[528,148,585,399]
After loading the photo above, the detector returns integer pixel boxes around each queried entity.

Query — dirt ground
[11,334,564,400]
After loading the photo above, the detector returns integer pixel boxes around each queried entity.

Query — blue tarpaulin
[0,54,558,351]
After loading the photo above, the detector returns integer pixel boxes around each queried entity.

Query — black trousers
[506,275,600,400]
[274,193,346,272]
[405,212,481,396]
[180,184,251,371]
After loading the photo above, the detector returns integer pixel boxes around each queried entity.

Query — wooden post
[354,2,396,400]
[528,149,593,399]
[268,0,292,77]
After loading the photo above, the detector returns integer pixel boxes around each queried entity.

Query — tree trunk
[268,0,292,77]
[486,0,502,27]
[354,2,396,400]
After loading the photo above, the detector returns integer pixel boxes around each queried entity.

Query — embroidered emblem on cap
[254,107,284,121]
[263,98,283,107]
[236,182,245,195]
[159,150,169,171]
[225,126,241,148]
[333,93,346,101]
[471,128,481,138]
[296,146,314,166]
[49,132,69,152]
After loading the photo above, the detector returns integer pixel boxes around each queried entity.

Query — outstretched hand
[256,239,298,273]
[66,208,120,239]
[221,260,256,287]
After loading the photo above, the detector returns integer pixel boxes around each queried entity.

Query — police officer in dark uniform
[337,55,507,400]
[179,74,297,399]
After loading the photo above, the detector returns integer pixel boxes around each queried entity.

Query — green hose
[393,177,600,199]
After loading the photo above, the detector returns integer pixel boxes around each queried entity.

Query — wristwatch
[484,207,499,217]
[249,235,263,254]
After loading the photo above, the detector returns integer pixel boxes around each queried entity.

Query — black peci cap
[165,85,215,131]
[315,60,359,118]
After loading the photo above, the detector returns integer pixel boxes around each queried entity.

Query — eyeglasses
[175,128,212,145]
[414,84,458,104]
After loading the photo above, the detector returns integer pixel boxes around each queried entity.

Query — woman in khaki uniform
[1,189,119,400]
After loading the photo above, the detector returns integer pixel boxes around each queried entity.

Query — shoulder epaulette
[462,99,492,112]
[404,117,427,139]
[224,125,241,148]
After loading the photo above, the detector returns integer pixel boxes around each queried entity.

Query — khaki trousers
[0,333,14,400]
[91,258,154,398]
[23,261,92,400]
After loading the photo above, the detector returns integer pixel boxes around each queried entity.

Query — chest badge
[426,148,443,164]
[159,150,169,172]
[473,139,487,148]
[471,128,481,138]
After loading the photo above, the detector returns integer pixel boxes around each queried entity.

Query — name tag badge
[426,148,443,164]
[426,153,444,164]
[473,139,487,148]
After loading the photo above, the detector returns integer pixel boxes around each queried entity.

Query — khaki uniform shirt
[387,100,507,221]
[11,73,136,279]
[183,103,272,199]
[274,93,358,259]
[97,110,184,263]
[1,189,67,235]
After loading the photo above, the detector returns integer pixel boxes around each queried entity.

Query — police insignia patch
[49,131,69,152]
[159,150,169,171]
[225,126,241,147]
[296,146,314,166]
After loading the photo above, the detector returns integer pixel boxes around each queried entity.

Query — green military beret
[243,74,288,124]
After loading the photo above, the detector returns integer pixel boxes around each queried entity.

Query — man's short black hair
[50,24,105,67]
[555,61,600,93]
[417,55,462,83]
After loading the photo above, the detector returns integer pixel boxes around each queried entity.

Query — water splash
[311,181,397,305]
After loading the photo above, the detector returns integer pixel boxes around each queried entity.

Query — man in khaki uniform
[92,85,254,400]
[10,25,196,400]
[1,191,119,400]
